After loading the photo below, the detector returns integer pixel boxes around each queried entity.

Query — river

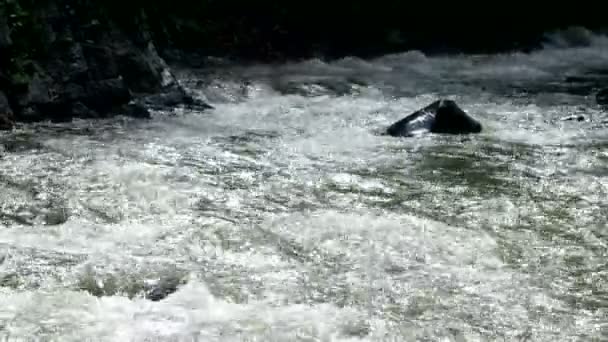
[0,33,607,341]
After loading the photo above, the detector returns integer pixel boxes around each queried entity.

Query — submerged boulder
[144,274,187,302]
[386,99,482,137]
[560,114,588,122]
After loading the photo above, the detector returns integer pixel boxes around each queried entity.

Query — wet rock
[69,102,97,118]
[144,274,188,302]
[0,91,14,130]
[0,133,44,153]
[77,265,187,301]
[121,103,151,119]
[19,106,45,123]
[83,78,132,115]
[0,273,21,289]
[38,100,73,123]
[141,85,213,111]
[597,88,608,107]
[274,76,366,97]
[386,99,482,137]
[560,114,588,122]
[43,207,70,226]
[0,113,14,131]
[1,2,188,126]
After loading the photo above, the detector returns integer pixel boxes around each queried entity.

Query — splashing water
[0,31,607,341]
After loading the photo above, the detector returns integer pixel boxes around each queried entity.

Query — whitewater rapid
[0,32,607,341]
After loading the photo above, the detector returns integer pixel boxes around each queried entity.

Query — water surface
[0,33,607,341]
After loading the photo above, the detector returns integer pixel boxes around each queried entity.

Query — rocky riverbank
[1,1,607,131]
[0,0,210,131]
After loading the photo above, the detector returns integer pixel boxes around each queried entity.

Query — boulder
[386,99,482,137]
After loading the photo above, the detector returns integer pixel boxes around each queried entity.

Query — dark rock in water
[386,99,482,137]
[144,274,187,302]
[83,78,132,116]
[0,91,14,130]
[560,114,587,122]
[121,103,151,119]
[273,76,366,97]
[70,101,99,119]
[2,135,43,153]
[597,88,608,107]
[19,107,46,123]
[38,101,73,123]
[141,85,213,111]
[0,110,14,131]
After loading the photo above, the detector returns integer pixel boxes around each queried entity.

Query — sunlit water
[0,32,607,341]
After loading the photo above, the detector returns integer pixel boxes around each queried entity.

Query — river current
[0,33,607,341]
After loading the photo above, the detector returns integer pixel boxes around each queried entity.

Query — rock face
[0,1,211,126]
[386,99,482,137]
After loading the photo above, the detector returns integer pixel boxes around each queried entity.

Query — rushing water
[0,33,607,341]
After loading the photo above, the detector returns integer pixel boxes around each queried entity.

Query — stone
[144,273,187,302]
[386,99,482,137]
